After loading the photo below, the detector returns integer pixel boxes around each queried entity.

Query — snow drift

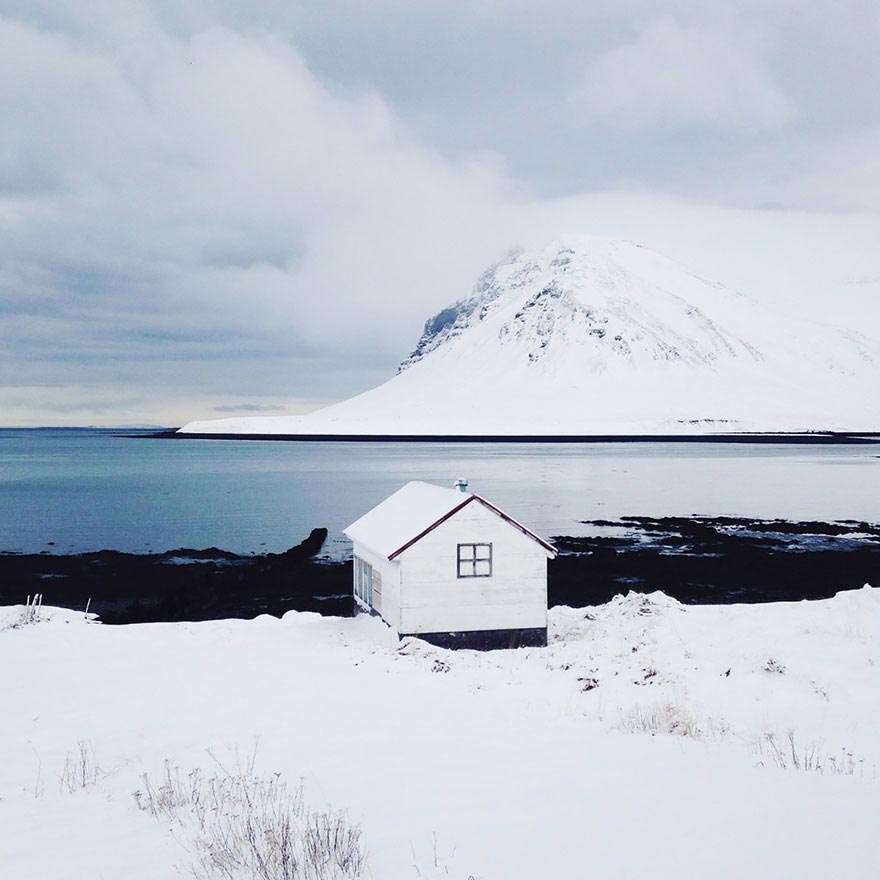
[1,587,878,878]
[180,237,880,436]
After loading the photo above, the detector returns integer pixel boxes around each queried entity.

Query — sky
[1,1,879,426]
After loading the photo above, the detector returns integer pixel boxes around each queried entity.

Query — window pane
[355,557,374,602]
[458,543,492,577]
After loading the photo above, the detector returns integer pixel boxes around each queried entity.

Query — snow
[1,587,878,879]
[179,237,880,436]
[343,479,555,560]
[343,480,471,558]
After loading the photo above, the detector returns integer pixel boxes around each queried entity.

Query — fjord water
[0,428,877,559]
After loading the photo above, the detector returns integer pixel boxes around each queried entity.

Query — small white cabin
[343,480,557,649]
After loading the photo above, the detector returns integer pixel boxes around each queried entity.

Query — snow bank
[546,585,880,756]
[0,602,97,631]
[1,588,877,878]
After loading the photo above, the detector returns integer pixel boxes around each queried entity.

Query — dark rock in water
[275,528,329,561]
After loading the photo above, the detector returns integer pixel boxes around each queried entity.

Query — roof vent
[453,478,469,493]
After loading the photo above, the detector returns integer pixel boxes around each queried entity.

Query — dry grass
[754,730,872,777]
[60,740,100,793]
[133,751,366,880]
[618,702,703,739]
[617,701,730,741]
[4,594,44,630]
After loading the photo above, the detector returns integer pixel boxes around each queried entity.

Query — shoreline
[137,429,880,444]
[3,515,876,625]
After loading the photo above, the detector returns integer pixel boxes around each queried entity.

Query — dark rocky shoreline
[143,430,880,443]
[0,529,352,624]
[1,517,877,625]
[550,516,879,607]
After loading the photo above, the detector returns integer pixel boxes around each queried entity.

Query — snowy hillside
[180,238,880,435]
[1,588,878,878]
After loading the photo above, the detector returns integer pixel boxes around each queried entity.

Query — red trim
[387,496,475,560]
[471,495,558,556]
[387,494,557,560]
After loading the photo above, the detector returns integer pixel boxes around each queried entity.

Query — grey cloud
[0,1,878,426]
[580,17,794,132]
[249,2,880,198]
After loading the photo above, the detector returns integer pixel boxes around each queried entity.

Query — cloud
[0,2,878,426]
[580,17,793,133]
[211,403,286,413]
[0,384,330,428]
[0,11,521,411]
[761,126,880,212]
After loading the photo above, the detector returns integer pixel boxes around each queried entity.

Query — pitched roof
[343,480,557,560]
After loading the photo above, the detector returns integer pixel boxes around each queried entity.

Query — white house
[343,480,557,649]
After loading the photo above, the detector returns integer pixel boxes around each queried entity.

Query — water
[0,428,877,559]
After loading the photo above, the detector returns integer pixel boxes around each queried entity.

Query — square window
[457,543,492,578]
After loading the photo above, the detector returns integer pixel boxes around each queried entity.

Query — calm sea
[0,428,877,559]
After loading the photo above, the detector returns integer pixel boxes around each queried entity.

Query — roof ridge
[343,481,556,560]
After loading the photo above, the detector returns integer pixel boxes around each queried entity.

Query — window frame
[354,555,373,607]
[456,542,493,579]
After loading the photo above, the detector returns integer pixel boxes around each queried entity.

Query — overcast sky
[2,1,880,426]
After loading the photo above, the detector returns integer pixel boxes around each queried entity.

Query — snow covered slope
[180,238,880,435]
[1,588,879,879]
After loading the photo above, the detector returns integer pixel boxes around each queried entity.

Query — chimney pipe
[453,478,469,493]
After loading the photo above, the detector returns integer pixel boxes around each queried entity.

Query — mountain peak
[180,237,879,436]
[399,237,763,374]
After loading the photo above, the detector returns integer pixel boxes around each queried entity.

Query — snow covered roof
[343,480,557,560]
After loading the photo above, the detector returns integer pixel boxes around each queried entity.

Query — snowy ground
[1,588,878,879]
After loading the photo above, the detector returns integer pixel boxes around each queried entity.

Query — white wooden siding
[351,540,402,631]
[397,502,548,634]
[372,569,383,614]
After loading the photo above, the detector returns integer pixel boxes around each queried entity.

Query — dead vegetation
[754,730,872,777]
[133,749,367,880]
[617,701,730,741]
[4,594,44,630]
[60,740,101,793]
[617,702,704,739]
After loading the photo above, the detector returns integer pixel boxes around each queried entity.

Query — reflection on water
[0,429,877,558]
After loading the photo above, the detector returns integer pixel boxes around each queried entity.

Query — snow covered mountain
[180,237,880,436]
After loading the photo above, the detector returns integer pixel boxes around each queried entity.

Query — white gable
[343,480,557,560]
[344,481,470,559]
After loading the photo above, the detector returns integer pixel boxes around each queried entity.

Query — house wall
[351,540,401,632]
[397,502,549,635]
